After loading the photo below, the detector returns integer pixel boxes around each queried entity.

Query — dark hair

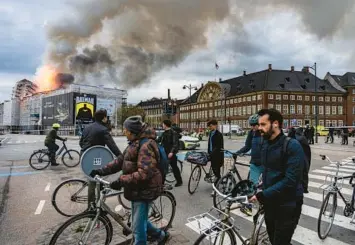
[163,119,172,127]
[257,108,283,127]
[94,109,107,122]
[207,119,218,126]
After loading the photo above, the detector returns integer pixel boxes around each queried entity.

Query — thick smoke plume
[44,0,355,88]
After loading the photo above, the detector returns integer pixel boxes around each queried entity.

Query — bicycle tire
[188,165,202,194]
[29,151,51,170]
[62,149,81,167]
[165,160,183,183]
[49,211,113,245]
[317,191,337,239]
[193,227,236,245]
[150,191,176,230]
[52,179,89,217]
[251,211,269,245]
[213,173,237,209]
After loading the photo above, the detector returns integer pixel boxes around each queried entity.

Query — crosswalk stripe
[308,174,352,187]
[330,164,355,170]
[312,169,354,177]
[308,181,354,196]
[304,192,346,208]
[322,166,355,173]
[231,209,351,245]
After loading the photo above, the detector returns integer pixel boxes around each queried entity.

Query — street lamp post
[308,63,318,143]
[183,84,198,132]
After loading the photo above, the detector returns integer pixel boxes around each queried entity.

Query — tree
[117,105,146,128]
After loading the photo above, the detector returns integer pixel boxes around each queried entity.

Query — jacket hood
[295,127,304,135]
[138,124,157,140]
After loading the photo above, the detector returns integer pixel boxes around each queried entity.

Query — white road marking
[309,174,352,187]
[304,192,346,208]
[313,169,353,176]
[330,164,355,170]
[308,181,354,196]
[34,200,46,215]
[322,166,355,173]
[44,183,51,192]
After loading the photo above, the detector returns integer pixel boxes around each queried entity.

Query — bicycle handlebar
[320,155,342,166]
[222,149,247,157]
[212,183,248,203]
[94,175,111,186]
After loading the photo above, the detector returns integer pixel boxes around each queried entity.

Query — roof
[137,98,184,107]
[180,86,203,105]
[329,72,355,87]
[183,69,345,104]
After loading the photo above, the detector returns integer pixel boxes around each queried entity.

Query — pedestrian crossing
[186,155,355,244]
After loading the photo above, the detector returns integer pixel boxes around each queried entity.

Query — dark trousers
[264,204,298,245]
[342,135,348,145]
[46,142,59,164]
[293,199,303,232]
[169,155,182,184]
[211,160,222,184]
[309,136,314,144]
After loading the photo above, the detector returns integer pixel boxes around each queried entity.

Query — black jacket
[159,128,179,155]
[45,129,64,145]
[80,121,122,157]
[208,130,224,166]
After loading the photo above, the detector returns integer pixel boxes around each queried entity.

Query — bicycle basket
[185,151,209,165]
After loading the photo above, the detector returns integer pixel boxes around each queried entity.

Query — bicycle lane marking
[45,183,51,192]
[230,209,351,245]
[35,200,46,215]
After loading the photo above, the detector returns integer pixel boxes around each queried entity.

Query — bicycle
[317,154,355,239]
[52,176,177,216]
[188,183,268,245]
[29,140,80,170]
[187,151,225,195]
[213,149,251,210]
[49,176,176,245]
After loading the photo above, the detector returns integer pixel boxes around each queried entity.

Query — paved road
[0,135,354,244]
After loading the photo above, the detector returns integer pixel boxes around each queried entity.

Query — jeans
[131,201,165,245]
[249,163,264,186]
[264,204,298,245]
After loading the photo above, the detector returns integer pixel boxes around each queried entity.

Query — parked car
[155,130,200,150]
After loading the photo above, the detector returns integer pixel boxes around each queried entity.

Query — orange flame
[34,65,59,92]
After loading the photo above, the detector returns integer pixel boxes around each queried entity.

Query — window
[214,102,217,106]
[283,95,288,100]
[297,120,303,126]
[218,101,221,106]
[252,95,256,101]
[305,105,310,114]
[247,96,251,102]
[290,95,295,100]
[283,104,288,114]
[226,108,230,116]
[257,104,262,111]
[234,99,238,103]
[325,96,330,102]
[338,106,343,115]
[332,97,337,102]
[332,106,337,115]
[319,106,324,114]
[268,104,274,109]
[326,120,331,127]
[297,95,302,100]
[319,120,324,126]
[325,106,331,115]
[319,97,324,102]
[226,100,229,105]
[291,119,296,126]
[297,105,302,114]
[276,94,281,100]
[332,120,337,126]
[312,105,316,114]
[268,94,274,99]
[338,97,342,102]
[290,105,295,114]
[252,105,256,114]
[243,107,246,115]
[305,96,310,101]
[247,106,251,114]
[276,104,281,112]
[243,97,246,102]
[257,94,262,100]
[283,120,289,128]
[312,96,315,101]
[238,98,242,103]
[338,120,343,127]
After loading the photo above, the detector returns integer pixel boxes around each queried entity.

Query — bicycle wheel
[118,192,131,210]
[251,212,269,245]
[188,165,202,194]
[317,192,337,239]
[52,179,89,217]
[149,191,176,230]
[29,151,50,170]
[62,149,80,167]
[165,160,183,183]
[49,211,113,245]
[213,173,237,210]
[193,227,236,245]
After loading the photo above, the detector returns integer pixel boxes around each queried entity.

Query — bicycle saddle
[231,180,257,198]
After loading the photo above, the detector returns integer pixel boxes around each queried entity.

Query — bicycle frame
[55,142,68,157]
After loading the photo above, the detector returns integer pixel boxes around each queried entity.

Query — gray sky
[1,0,355,104]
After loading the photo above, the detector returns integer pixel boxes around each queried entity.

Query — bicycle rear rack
[319,174,344,192]
[187,207,235,239]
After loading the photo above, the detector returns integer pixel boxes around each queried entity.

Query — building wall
[345,87,355,126]
[2,100,20,126]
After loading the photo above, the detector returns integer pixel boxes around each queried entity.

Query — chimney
[291,66,294,72]
[219,78,222,82]
[268,64,272,71]
[302,66,309,73]
[243,70,247,76]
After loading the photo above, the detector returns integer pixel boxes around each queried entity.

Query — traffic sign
[80,146,115,180]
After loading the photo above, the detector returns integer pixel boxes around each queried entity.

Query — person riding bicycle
[44,123,66,166]
[89,116,170,245]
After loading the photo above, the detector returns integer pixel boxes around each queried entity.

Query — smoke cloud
[44,0,355,88]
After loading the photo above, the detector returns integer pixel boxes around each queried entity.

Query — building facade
[179,64,347,131]
[137,97,181,128]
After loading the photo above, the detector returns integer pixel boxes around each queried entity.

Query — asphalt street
[0,135,354,244]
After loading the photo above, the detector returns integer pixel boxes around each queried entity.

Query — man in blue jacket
[250,109,303,245]
[236,114,263,185]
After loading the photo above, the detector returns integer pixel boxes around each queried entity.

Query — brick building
[137,97,182,128]
[179,64,347,131]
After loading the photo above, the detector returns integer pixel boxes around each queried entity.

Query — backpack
[139,138,169,177]
[172,125,182,139]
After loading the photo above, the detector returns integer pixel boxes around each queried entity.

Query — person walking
[250,109,304,245]
[207,120,224,194]
[80,109,123,208]
[90,116,170,244]
[159,119,182,187]
[309,126,315,144]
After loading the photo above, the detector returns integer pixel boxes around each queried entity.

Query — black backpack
[172,125,182,139]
